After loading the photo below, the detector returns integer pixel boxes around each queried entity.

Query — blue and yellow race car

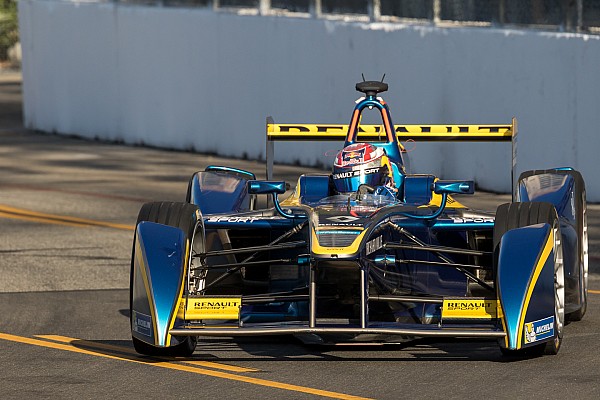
[130,80,588,357]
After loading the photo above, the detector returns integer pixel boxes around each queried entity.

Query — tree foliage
[0,0,18,61]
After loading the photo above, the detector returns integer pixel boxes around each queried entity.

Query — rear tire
[568,185,588,321]
[565,172,587,321]
[494,202,564,356]
[130,202,201,357]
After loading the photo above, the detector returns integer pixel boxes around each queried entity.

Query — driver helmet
[332,143,392,193]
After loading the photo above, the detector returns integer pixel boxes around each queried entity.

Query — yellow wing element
[267,123,513,142]
[178,297,242,321]
[265,117,517,182]
[427,192,466,209]
[442,298,498,320]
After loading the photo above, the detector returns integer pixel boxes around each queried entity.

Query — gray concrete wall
[18,1,600,199]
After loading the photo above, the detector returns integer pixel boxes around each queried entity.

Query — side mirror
[247,180,295,218]
[433,180,475,195]
[247,180,286,195]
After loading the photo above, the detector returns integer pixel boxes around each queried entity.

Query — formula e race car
[130,80,588,358]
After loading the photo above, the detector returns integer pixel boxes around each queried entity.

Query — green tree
[0,0,18,61]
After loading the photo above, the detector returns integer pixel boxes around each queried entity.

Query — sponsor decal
[442,298,497,320]
[184,297,242,320]
[320,223,364,227]
[206,216,280,223]
[524,316,554,344]
[332,167,380,180]
[327,216,360,223]
[271,124,510,135]
[278,125,344,133]
[394,125,508,134]
[317,230,362,235]
[366,236,383,255]
[341,148,366,166]
[450,216,495,223]
[332,172,354,180]
[132,311,152,337]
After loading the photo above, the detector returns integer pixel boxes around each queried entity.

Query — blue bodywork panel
[131,222,187,347]
[188,171,253,214]
[404,175,435,204]
[518,173,574,211]
[297,174,331,204]
[497,224,555,350]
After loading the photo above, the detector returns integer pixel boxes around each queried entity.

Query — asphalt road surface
[1,72,599,399]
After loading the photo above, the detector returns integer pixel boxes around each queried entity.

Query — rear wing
[266,117,518,198]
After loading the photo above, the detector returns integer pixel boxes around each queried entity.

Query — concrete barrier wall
[18,1,600,199]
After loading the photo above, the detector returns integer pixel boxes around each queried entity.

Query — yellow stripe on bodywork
[279,177,303,207]
[166,238,190,346]
[311,228,367,256]
[135,236,159,345]
[516,229,554,349]
[267,124,513,141]
[427,192,466,209]
[424,177,466,209]
[496,300,509,348]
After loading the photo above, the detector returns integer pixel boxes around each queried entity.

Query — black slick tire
[518,169,588,321]
[494,202,564,356]
[130,201,200,357]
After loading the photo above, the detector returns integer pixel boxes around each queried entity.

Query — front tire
[494,202,564,356]
[130,202,201,357]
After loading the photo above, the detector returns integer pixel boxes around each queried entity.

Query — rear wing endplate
[266,117,518,199]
